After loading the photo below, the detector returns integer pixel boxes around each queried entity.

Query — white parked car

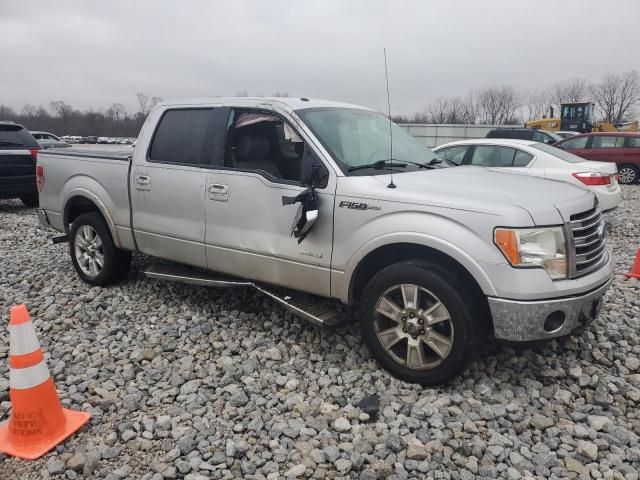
[433,139,621,211]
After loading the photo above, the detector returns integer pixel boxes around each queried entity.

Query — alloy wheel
[74,225,104,277]
[374,284,455,370]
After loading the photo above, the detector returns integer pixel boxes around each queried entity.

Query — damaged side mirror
[282,187,319,244]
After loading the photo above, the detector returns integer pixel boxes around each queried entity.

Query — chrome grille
[568,205,607,278]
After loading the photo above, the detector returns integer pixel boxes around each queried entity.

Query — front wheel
[359,260,479,385]
[618,164,638,185]
[69,212,131,286]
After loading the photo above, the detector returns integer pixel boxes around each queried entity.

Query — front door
[204,109,335,297]
[131,107,228,267]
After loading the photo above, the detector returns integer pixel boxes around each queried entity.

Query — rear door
[130,107,229,267]
[623,136,640,166]
[587,135,626,164]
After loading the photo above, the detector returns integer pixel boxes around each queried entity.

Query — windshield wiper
[347,160,408,172]
[0,141,24,147]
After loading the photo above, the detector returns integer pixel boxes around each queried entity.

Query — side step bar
[143,264,344,327]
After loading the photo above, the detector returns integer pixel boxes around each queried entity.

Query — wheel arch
[63,192,120,247]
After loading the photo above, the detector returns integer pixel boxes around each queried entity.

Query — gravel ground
[0,186,639,480]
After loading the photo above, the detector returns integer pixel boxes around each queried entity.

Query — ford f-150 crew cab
[36,98,614,384]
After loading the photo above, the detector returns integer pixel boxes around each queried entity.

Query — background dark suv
[0,122,41,206]
[486,128,562,145]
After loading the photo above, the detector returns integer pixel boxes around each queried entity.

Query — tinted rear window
[0,125,39,148]
[149,109,213,165]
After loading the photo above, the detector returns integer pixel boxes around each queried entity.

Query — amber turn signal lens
[494,229,520,265]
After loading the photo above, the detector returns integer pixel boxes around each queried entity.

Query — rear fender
[62,185,121,247]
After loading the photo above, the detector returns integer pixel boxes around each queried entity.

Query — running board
[142,264,344,327]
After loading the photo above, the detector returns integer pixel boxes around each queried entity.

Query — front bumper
[489,275,613,341]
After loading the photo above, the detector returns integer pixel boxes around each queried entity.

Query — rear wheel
[69,212,131,286]
[618,165,638,185]
[359,260,480,385]
[20,194,38,207]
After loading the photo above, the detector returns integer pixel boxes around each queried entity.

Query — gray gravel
[1,186,639,480]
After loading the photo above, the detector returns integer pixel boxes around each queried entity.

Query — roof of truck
[158,97,375,112]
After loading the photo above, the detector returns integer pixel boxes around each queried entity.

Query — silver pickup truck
[36,97,613,384]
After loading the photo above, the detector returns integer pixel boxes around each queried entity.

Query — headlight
[494,227,567,279]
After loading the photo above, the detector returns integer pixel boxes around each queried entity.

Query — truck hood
[354,166,595,225]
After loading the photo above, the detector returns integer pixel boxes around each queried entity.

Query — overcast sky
[1,0,639,115]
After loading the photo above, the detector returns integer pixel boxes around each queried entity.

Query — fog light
[544,311,565,332]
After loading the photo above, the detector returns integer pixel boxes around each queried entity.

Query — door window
[436,145,467,165]
[223,110,326,185]
[557,136,588,150]
[591,136,625,148]
[149,108,220,165]
[469,146,525,167]
[513,149,534,166]
[626,137,640,148]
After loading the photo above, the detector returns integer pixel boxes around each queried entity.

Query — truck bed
[38,148,136,250]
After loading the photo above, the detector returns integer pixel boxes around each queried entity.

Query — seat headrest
[236,131,269,163]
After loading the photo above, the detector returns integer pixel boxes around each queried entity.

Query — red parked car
[554,132,640,184]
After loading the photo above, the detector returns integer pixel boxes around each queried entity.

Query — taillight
[29,148,38,160]
[36,164,45,192]
[572,172,611,186]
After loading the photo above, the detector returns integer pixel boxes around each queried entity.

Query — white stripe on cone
[9,322,41,356]
[10,361,50,390]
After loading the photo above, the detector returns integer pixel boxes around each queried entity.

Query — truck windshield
[296,107,441,175]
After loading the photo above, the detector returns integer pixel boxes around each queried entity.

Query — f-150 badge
[339,201,381,211]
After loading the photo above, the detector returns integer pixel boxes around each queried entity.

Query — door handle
[134,174,151,191]
[208,183,228,201]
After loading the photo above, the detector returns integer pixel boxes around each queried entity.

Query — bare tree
[149,96,163,110]
[459,92,479,124]
[49,100,74,119]
[106,103,127,123]
[525,89,551,120]
[590,70,640,123]
[549,77,588,114]
[136,92,150,116]
[426,97,451,123]
[477,86,520,125]
[0,105,17,119]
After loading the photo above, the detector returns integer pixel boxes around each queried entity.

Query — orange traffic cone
[626,249,640,279]
[0,305,90,460]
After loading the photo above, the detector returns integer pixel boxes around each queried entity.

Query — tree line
[1,71,638,135]
[0,92,163,138]
[392,70,640,125]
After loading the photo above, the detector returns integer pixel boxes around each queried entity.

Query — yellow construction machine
[526,102,639,133]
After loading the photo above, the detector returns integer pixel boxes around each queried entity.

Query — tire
[359,260,481,385]
[69,212,131,286]
[618,164,638,185]
[20,194,39,207]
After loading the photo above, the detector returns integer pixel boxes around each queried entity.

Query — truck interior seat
[234,130,283,179]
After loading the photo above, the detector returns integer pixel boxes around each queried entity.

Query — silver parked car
[30,131,71,149]
[35,98,613,385]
